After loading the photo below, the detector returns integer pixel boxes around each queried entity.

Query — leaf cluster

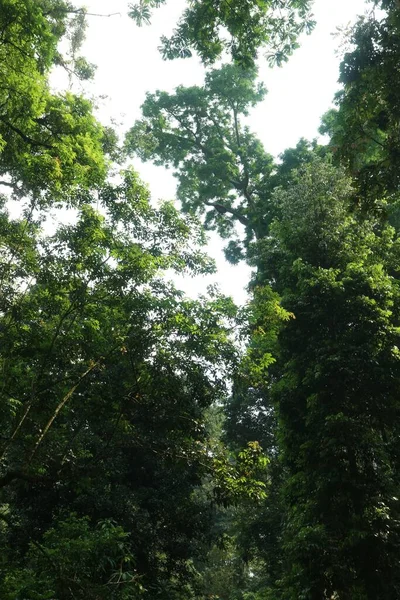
[129,0,315,67]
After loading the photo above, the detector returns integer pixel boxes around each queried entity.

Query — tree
[0,0,114,204]
[0,169,242,599]
[320,1,400,209]
[129,59,400,596]
[246,158,400,598]
[127,66,326,254]
[8,1,400,597]
[126,66,322,260]
[0,9,276,595]
[128,0,315,67]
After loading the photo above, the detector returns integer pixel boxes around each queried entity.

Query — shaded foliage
[253,159,400,598]
[320,2,400,212]
[0,171,244,598]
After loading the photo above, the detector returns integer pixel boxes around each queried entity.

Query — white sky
[67,0,368,304]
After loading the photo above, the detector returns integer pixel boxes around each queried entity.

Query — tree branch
[0,116,53,149]
[0,470,47,489]
[27,361,100,464]
[43,8,121,18]
[205,200,250,227]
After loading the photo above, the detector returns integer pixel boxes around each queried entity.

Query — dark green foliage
[1,515,142,600]
[320,3,400,209]
[247,159,400,598]
[0,5,277,597]
[0,172,241,598]
[6,1,400,598]
[131,50,400,594]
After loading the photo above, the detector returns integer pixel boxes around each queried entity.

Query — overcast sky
[65,0,368,304]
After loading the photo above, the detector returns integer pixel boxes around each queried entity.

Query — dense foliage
[0,2,268,598]
[3,0,400,599]
[254,160,400,598]
[128,3,400,592]
[0,0,112,203]
[0,170,244,598]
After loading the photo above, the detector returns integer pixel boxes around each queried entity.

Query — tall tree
[251,158,400,598]
[0,170,242,599]
[129,63,400,597]
[0,7,274,597]
[126,65,321,262]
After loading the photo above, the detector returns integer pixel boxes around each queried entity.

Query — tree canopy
[320,1,400,208]
[0,0,113,203]
[128,0,315,67]
[3,0,400,599]
[128,5,400,590]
